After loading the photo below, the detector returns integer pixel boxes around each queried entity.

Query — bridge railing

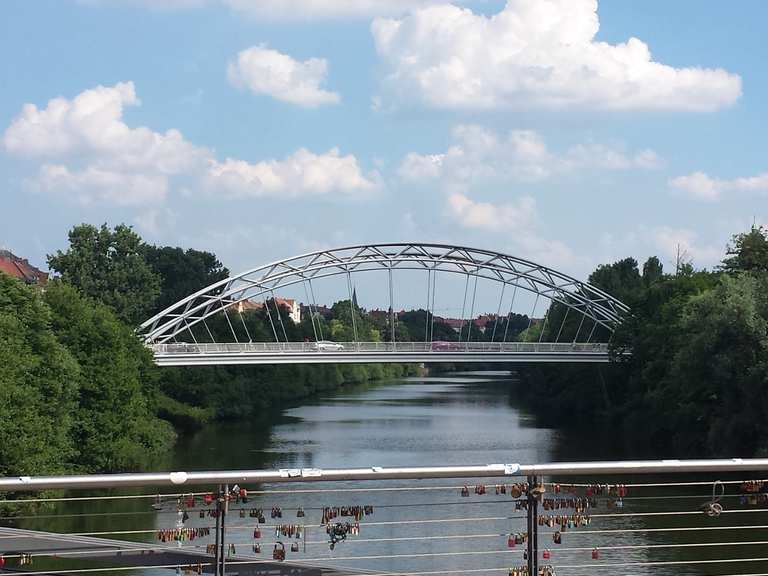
[150,341,611,355]
[1,459,767,576]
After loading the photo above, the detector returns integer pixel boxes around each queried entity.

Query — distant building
[236,297,301,324]
[432,314,500,334]
[436,317,464,333]
[0,250,48,286]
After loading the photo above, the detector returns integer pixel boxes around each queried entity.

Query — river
[6,372,766,576]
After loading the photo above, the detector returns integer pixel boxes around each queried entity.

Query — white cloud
[447,192,536,231]
[399,124,660,183]
[29,164,168,206]
[669,171,768,201]
[446,191,585,272]
[2,82,206,171]
[3,82,374,205]
[206,148,379,197]
[372,0,741,111]
[135,208,178,237]
[227,46,340,107]
[650,226,723,267]
[81,0,448,19]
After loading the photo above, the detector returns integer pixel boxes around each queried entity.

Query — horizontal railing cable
[4,520,768,542]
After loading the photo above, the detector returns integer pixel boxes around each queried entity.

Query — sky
[1,0,767,313]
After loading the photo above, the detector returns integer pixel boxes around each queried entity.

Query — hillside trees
[0,275,79,475]
[44,282,175,470]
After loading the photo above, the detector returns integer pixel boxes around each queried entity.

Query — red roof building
[0,250,48,286]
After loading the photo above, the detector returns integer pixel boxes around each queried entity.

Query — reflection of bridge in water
[140,243,630,366]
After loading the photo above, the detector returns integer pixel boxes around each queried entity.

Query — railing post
[527,474,538,576]
[214,485,222,576]
[217,484,228,576]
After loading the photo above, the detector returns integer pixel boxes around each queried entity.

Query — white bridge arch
[140,243,630,365]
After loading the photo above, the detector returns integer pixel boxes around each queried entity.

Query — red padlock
[254,528,261,539]
[592,548,600,560]
[203,493,213,505]
[0,554,5,568]
[507,534,515,548]
[542,549,551,560]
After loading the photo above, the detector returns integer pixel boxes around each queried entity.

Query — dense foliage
[518,226,768,457]
[0,275,78,476]
[0,224,420,475]
[0,275,173,475]
[4,222,768,476]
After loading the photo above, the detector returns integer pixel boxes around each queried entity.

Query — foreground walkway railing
[1,459,767,576]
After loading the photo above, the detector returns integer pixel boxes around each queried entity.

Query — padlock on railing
[272,542,286,561]
[592,547,599,560]
[253,527,261,539]
[291,542,300,552]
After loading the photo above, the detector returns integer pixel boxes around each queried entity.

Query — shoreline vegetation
[1,223,767,476]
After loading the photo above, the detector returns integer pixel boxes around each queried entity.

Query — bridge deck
[150,342,612,366]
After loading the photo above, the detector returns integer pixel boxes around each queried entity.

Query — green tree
[47,224,161,325]
[143,246,229,314]
[642,256,664,286]
[44,282,175,471]
[722,225,768,273]
[0,275,79,475]
[658,274,768,455]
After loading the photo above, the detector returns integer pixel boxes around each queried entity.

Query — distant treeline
[515,226,768,458]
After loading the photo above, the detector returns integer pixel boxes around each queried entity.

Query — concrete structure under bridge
[139,243,630,367]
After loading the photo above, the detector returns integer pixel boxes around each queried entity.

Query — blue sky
[1,0,766,311]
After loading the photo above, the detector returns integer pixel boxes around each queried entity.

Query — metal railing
[150,341,611,355]
[1,459,767,576]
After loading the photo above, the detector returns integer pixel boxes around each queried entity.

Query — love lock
[701,480,725,517]
[328,523,349,550]
[704,502,723,517]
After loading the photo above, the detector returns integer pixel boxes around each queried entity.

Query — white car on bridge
[313,340,345,351]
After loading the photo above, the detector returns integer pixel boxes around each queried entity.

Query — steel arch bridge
[140,243,630,366]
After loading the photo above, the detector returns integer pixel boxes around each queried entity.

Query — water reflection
[4,373,766,576]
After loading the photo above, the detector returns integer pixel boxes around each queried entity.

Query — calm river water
[8,373,767,576]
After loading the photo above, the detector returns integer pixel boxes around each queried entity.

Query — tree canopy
[47,224,161,325]
[722,225,768,274]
